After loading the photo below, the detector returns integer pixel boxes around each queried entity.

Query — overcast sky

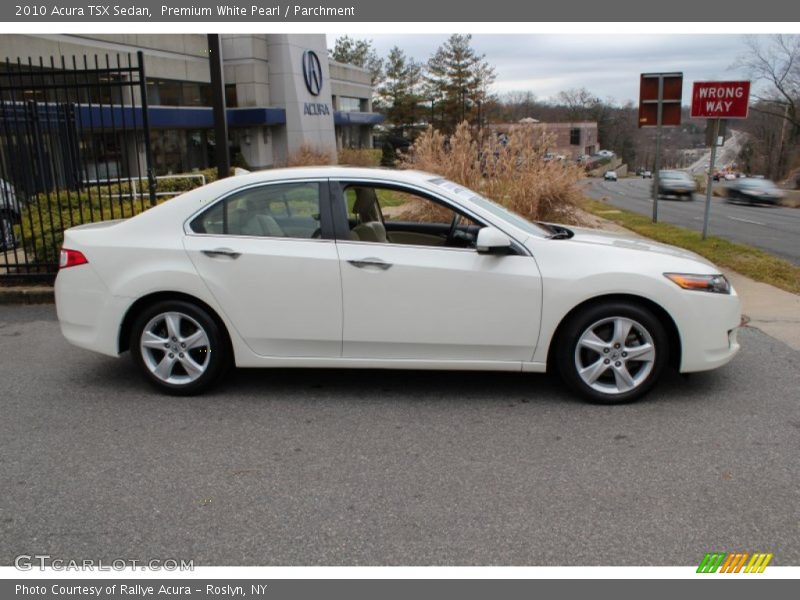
[326,34,756,104]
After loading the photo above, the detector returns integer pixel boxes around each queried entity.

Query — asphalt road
[585,177,800,265]
[1,305,799,566]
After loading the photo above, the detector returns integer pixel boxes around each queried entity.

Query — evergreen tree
[424,34,496,133]
[377,46,424,135]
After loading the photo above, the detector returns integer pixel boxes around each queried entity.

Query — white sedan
[55,167,741,404]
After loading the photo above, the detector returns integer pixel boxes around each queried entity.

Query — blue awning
[75,105,288,129]
[0,101,287,130]
[226,107,287,127]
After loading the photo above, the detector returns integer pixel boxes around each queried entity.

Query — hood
[557,226,716,267]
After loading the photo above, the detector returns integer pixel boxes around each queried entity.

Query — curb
[0,287,55,304]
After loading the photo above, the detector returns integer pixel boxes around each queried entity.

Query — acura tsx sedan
[55,167,741,404]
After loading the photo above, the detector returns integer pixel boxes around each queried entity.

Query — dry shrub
[401,121,586,224]
[284,144,335,167]
[338,147,382,166]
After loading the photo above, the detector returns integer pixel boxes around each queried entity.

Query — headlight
[664,273,731,294]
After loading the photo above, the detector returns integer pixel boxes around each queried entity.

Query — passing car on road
[726,178,784,205]
[55,167,741,404]
[642,170,653,179]
[656,170,696,200]
[603,170,618,182]
[0,178,20,250]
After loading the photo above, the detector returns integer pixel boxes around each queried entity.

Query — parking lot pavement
[1,305,798,566]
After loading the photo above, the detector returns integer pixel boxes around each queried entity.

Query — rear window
[190,182,322,239]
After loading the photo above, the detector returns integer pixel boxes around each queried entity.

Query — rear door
[183,179,343,358]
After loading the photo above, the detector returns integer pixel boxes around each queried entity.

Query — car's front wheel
[555,301,669,404]
[130,300,230,395]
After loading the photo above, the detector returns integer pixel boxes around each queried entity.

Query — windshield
[429,177,549,236]
[740,178,776,189]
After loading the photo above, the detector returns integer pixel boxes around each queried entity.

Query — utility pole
[207,34,230,180]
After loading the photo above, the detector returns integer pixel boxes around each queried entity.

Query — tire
[555,301,669,404]
[130,300,230,395]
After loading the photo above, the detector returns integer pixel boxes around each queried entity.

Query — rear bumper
[55,265,129,357]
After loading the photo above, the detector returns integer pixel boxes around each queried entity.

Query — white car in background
[55,167,741,404]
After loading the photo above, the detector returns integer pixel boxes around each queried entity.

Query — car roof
[149,166,442,213]
[213,166,438,189]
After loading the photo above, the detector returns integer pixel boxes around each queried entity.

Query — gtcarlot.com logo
[14,554,194,571]
[697,552,773,573]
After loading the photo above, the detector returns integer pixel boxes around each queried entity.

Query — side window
[191,182,322,239]
[344,185,480,249]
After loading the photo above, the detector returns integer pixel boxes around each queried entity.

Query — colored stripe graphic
[697,553,727,573]
[697,552,773,573]
[720,553,749,573]
[744,553,773,573]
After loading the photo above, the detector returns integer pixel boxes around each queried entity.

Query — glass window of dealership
[0,34,382,174]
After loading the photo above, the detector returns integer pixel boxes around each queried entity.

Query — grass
[402,122,585,225]
[583,198,800,295]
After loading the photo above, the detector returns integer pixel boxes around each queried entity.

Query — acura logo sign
[302,50,323,96]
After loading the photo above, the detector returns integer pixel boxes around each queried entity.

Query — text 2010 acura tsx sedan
[55,167,741,404]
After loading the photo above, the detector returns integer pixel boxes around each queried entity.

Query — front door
[334,182,542,362]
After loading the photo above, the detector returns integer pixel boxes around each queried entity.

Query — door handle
[347,257,392,270]
[202,248,241,259]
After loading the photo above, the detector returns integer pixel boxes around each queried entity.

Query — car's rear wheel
[130,300,229,395]
[555,301,669,404]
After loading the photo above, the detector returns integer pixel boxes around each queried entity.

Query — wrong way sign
[691,81,751,119]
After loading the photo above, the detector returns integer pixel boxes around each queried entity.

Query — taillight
[59,248,88,269]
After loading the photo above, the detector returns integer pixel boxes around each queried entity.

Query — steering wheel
[445,213,461,246]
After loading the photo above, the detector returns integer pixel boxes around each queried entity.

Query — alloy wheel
[574,316,656,395]
[139,311,211,385]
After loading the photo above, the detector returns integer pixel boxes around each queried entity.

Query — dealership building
[488,119,599,159]
[0,34,382,175]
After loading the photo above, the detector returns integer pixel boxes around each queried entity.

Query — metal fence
[0,51,156,282]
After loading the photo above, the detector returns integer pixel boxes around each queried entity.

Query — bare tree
[736,35,800,181]
[739,35,800,128]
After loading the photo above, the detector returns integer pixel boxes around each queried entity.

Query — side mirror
[476,227,512,255]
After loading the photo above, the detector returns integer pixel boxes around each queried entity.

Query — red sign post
[638,72,683,223]
[691,80,751,239]
[691,81,750,119]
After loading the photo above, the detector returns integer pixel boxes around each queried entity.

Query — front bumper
[677,288,742,373]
